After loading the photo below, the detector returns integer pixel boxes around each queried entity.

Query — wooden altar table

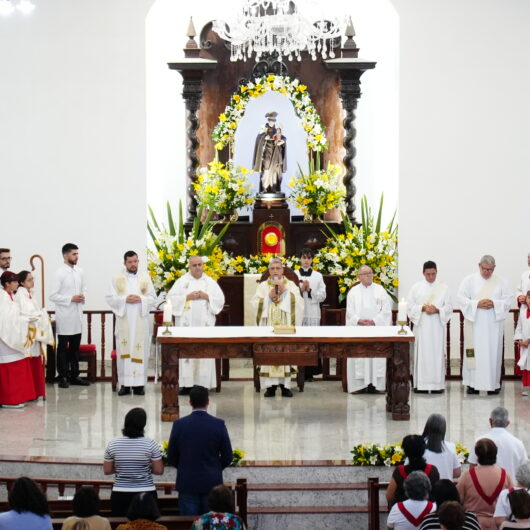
[157,326,414,422]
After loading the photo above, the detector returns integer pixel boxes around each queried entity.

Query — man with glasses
[457,255,512,395]
[0,248,12,274]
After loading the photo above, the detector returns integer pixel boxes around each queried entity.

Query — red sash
[397,501,433,526]
[398,463,433,480]
[469,466,506,505]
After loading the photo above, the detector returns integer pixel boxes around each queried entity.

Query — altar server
[106,251,156,396]
[168,256,225,394]
[407,261,452,393]
[514,290,530,396]
[457,255,512,395]
[346,265,392,394]
[516,252,530,305]
[253,257,304,397]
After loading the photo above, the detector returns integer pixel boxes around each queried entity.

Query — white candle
[397,298,407,322]
[163,299,173,324]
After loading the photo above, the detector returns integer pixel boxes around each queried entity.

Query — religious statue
[252,111,287,195]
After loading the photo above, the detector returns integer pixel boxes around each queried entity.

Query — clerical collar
[299,268,313,277]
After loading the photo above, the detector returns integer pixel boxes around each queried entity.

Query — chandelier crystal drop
[212,0,344,62]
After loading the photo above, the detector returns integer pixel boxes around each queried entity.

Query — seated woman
[387,435,440,507]
[0,476,52,529]
[387,471,436,529]
[191,485,246,529]
[457,438,513,530]
[116,492,167,530]
[61,487,111,530]
[500,489,530,529]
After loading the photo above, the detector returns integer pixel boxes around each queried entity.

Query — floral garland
[212,74,328,153]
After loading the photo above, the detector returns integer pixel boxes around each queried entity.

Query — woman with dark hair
[500,489,530,529]
[422,414,462,480]
[419,480,480,529]
[61,487,111,530]
[386,435,440,507]
[116,492,166,530]
[457,438,513,530]
[103,408,164,517]
[0,476,52,529]
[191,485,246,529]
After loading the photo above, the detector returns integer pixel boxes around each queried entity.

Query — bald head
[189,256,205,279]
[358,265,374,287]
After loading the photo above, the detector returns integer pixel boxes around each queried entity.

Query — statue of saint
[252,111,287,195]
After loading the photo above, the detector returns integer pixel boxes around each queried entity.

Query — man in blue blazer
[167,385,233,515]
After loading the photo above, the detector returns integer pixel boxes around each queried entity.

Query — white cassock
[295,269,327,326]
[514,304,530,373]
[106,271,156,387]
[516,269,530,301]
[0,289,29,360]
[346,283,392,392]
[457,273,512,391]
[407,280,452,391]
[253,278,304,388]
[168,272,225,389]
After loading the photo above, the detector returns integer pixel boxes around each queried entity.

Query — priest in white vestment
[253,257,304,397]
[457,255,513,394]
[346,265,392,393]
[106,251,156,396]
[407,261,452,393]
[168,255,225,394]
[516,252,530,305]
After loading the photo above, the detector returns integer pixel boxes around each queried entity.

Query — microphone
[273,276,279,296]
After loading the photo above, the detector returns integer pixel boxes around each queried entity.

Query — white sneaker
[2,403,25,409]
[522,390,529,396]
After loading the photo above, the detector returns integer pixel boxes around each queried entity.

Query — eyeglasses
[359,272,373,276]
[480,266,495,272]
[0,257,11,261]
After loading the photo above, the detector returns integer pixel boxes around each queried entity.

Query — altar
[157,326,414,422]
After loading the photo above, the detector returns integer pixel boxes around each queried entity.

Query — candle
[163,299,173,324]
[397,298,407,323]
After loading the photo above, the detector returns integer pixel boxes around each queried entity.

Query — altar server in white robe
[106,251,156,396]
[514,290,530,395]
[407,261,452,393]
[253,257,304,397]
[168,255,225,394]
[457,255,512,394]
[346,265,392,393]
[516,252,530,305]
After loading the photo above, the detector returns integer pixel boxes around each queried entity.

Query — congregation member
[0,271,45,407]
[494,461,530,528]
[0,476,52,529]
[49,243,89,388]
[499,489,530,529]
[253,257,304,397]
[295,247,326,380]
[346,264,391,394]
[103,408,163,517]
[168,256,225,395]
[61,487,111,530]
[167,386,233,516]
[407,261,452,393]
[387,471,436,529]
[419,480,481,530]
[0,248,11,273]
[457,438,513,530]
[116,493,166,530]
[106,251,156,396]
[514,290,530,396]
[468,407,527,481]
[191,485,246,529]
[516,253,530,305]
[422,414,461,480]
[457,255,512,395]
[386,435,440,507]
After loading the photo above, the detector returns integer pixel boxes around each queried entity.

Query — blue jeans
[178,492,210,515]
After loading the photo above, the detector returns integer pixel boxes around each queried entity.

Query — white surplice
[106,270,156,387]
[457,273,512,391]
[346,283,391,392]
[168,272,225,389]
[516,269,530,301]
[295,269,327,326]
[407,280,452,391]
[253,278,304,389]
[514,304,530,372]
[0,289,29,362]
[49,263,85,335]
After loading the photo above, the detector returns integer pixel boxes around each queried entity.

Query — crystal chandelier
[212,0,344,62]
[0,0,35,16]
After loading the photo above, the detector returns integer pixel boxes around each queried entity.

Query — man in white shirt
[106,251,156,396]
[346,265,392,394]
[49,243,89,388]
[468,407,528,480]
[516,252,530,305]
[0,248,12,274]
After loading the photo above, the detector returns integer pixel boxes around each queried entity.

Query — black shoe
[58,378,70,389]
[178,387,191,396]
[118,386,131,396]
[70,377,90,386]
[467,386,479,395]
[264,386,277,398]
[413,388,428,394]
[487,388,501,395]
[280,385,293,397]
[305,377,315,382]
[431,390,444,394]
[133,386,145,396]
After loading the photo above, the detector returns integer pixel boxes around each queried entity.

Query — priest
[106,251,156,396]
[457,255,512,394]
[168,255,225,394]
[516,252,530,305]
[253,257,304,397]
[346,265,392,394]
[407,261,452,393]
